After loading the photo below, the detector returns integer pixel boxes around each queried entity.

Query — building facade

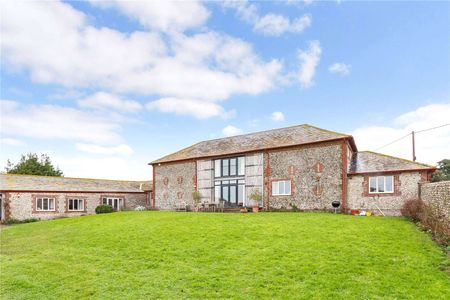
[151,124,435,215]
[0,174,152,221]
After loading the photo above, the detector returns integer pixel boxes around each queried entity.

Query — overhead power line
[373,122,450,151]
[374,133,410,151]
[415,123,450,134]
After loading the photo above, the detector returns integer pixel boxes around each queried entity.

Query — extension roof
[151,124,357,164]
[0,174,152,192]
[348,151,435,174]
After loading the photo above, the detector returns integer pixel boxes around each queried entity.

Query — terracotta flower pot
[252,205,259,213]
[351,209,359,215]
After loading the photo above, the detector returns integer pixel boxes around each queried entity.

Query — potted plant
[249,189,262,213]
[192,190,202,212]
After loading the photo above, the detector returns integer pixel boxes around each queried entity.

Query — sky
[1,0,449,180]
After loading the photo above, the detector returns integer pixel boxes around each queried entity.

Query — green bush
[2,218,39,225]
[95,205,114,214]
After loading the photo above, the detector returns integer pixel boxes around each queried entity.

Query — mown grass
[1,212,449,299]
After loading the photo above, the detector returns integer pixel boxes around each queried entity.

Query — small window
[369,176,393,193]
[36,197,55,211]
[68,198,84,211]
[272,180,291,196]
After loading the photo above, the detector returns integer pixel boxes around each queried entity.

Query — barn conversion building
[0,174,152,221]
[150,124,435,215]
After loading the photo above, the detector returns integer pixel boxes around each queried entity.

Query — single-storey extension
[0,174,152,221]
[150,124,435,215]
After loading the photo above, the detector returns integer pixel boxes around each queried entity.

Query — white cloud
[222,125,243,137]
[78,92,142,112]
[0,138,25,146]
[1,0,282,117]
[146,97,235,119]
[90,0,210,33]
[254,14,311,36]
[329,63,351,75]
[352,101,450,165]
[76,143,134,156]
[49,89,85,100]
[0,100,122,145]
[271,111,285,121]
[223,1,311,36]
[298,40,322,88]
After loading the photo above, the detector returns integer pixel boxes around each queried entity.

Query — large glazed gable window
[214,157,245,178]
[272,180,291,196]
[36,197,55,211]
[369,176,393,193]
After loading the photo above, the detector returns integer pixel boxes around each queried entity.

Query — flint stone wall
[347,172,422,216]
[154,161,196,209]
[265,141,343,210]
[4,192,147,220]
[420,180,450,220]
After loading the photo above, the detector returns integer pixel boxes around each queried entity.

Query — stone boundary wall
[420,181,450,220]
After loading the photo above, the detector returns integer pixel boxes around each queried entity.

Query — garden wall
[420,181,450,220]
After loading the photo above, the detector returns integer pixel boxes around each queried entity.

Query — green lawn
[1,212,449,299]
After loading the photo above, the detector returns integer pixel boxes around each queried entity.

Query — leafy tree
[431,159,450,182]
[5,153,63,176]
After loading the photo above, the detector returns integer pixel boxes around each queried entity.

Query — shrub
[192,191,202,204]
[249,189,262,207]
[401,199,425,222]
[401,199,449,248]
[2,218,39,225]
[95,205,114,214]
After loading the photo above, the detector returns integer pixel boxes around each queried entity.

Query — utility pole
[412,131,416,161]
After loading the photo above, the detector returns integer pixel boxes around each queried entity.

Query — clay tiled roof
[349,151,435,174]
[0,174,152,192]
[152,124,356,164]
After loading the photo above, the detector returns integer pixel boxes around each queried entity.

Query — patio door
[102,197,124,211]
[215,180,245,207]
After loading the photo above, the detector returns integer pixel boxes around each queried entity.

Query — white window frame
[36,197,56,211]
[369,176,394,194]
[271,180,292,196]
[67,198,85,211]
[102,197,124,211]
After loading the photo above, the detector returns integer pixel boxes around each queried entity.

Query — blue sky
[1,0,449,180]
